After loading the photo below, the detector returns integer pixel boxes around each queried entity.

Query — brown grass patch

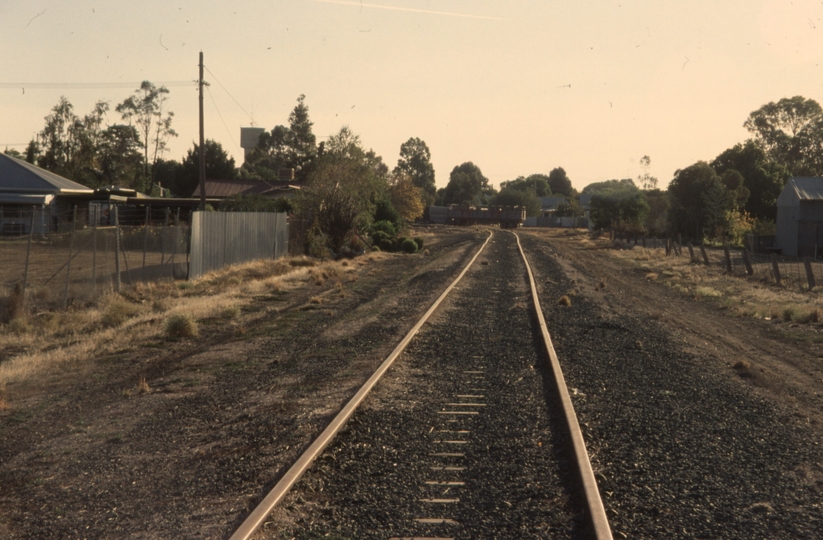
[558,295,572,307]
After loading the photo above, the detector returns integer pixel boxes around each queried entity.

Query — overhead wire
[0,81,195,89]
[205,85,241,152]
[203,65,255,125]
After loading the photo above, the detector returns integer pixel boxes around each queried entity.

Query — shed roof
[0,153,93,194]
[540,196,569,209]
[191,178,301,198]
[777,177,823,206]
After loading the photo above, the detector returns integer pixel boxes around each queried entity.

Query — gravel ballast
[519,232,823,539]
[268,231,583,539]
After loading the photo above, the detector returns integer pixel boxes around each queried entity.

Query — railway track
[231,230,611,539]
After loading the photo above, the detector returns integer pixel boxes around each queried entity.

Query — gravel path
[519,232,823,539]
[267,231,583,539]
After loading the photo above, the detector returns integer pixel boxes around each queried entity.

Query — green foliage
[413,237,424,250]
[555,200,584,217]
[443,162,495,205]
[175,139,237,197]
[116,81,178,192]
[374,200,401,231]
[642,189,669,235]
[711,140,784,222]
[582,178,637,196]
[244,95,317,183]
[371,220,397,238]
[401,238,418,253]
[499,174,552,197]
[590,191,649,232]
[490,187,541,216]
[548,167,576,198]
[394,137,436,203]
[219,194,292,213]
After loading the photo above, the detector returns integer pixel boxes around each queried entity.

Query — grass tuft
[558,295,572,307]
[165,313,199,339]
[102,298,141,328]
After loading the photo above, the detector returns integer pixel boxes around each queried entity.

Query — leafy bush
[379,238,395,252]
[413,237,424,250]
[401,238,418,253]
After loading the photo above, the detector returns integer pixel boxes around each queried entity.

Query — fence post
[665,238,671,256]
[771,253,781,286]
[742,249,754,276]
[142,205,150,280]
[63,206,77,309]
[21,206,36,311]
[114,206,121,293]
[687,243,695,263]
[700,244,710,265]
[92,221,97,291]
[803,257,816,290]
[723,245,732,273]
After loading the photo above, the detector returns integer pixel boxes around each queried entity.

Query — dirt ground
[521,228,823,432]
[1,226,822,539]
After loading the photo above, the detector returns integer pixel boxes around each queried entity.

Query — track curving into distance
[231,230,611,539]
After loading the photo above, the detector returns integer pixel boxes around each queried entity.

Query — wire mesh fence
[1,205,189,319]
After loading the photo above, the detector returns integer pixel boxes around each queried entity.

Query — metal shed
[775,177,823,258]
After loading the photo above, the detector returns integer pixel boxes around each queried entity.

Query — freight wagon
[429,205,526,228]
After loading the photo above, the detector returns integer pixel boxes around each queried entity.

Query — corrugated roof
[788,177,823,200]
[0,153,93,193]
[191,178,300,198]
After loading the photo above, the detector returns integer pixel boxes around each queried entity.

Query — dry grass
[165,313,199,339]
[614,245,823,328]
[558,295,572,307]
[0,254,365,390]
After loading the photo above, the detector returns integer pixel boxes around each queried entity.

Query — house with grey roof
[775,177,823,258]
[0,153,94,235]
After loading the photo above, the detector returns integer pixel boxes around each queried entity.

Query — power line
[0,81,195,90]
[205,86,241,151]
[203,65,255,125]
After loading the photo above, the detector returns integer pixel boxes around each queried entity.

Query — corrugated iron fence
[188,211,288,280]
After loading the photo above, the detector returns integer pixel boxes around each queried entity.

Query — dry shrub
[221,305,241,319]
[6,284,25,322]
[289,257,317,268]
[165,313,198,338]
[733,360,751,370]
[102,298,141,328]
[695,287,722,299]
[136,376,150,394]
[558,295,572,307]
[152,299,171,313]
[309,296,322,304]
[597,280,606,289]
[6,318,31,335]
[645,273,658,281]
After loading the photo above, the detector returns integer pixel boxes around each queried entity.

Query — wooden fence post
[63,206,77,309]
[803,257,816,290]
[687,243,695,263]
[771,253,781,286]
[742,249,754,276]
[700,244,710,265]
[92,221,97,291]
[114,206,121,293]
[665,238,671,256]
[21,206,36,311]
[723,245,732,273]
[142,205,150,280]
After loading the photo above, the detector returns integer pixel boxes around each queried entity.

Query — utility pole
[198,51,206,211]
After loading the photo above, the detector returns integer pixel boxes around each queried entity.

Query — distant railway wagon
[429,205,526,228]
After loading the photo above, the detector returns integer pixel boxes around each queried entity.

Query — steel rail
[230,231,494,540]
[512,231,613,540]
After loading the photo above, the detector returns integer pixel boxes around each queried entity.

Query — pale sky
[2,0,823,192]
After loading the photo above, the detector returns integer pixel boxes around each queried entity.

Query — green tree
[246,94,317,182]
[97,124,143,189]
[667,162,747,241]
[638,155,658,190]
[301,126,389,254]
[490,187,541,216]
[499,174,552,197]
[711,140,786,222]
[394,137,436,204]
[443,162,494,205]
[548,167,575,198]
[744,95,823,175]
[584,179,648,231]
[174,140,237,197]
[116,81,178,192]
[3,148,23,159]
